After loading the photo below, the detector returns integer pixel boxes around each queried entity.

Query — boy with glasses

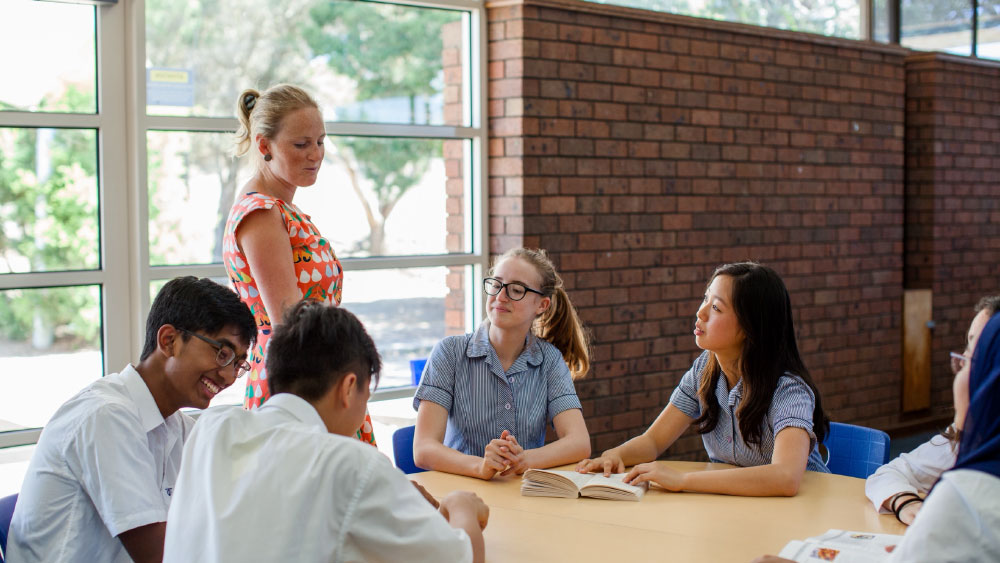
[164,301,489,563]
[7,277,256,563]
[865,295,1000,524]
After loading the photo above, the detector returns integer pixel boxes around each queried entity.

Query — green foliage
[0,85,101,346]
[699,0,859,38]
[305,2,456,102]
[307,2,456,254]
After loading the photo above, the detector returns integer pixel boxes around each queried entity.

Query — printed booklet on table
[778,529,903,562]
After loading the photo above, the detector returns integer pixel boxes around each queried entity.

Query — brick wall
[905,53,1000,407]
[486,0,937,459]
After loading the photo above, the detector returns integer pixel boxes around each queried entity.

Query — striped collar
[716,371,744,408]
[466,320,544,376]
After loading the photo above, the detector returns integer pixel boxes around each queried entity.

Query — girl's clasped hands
[481,430,528,479]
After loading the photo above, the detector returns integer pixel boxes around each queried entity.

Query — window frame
[0,0,489,448]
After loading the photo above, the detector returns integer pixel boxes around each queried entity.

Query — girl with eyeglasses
[577,262,830,496]
[864,296,999,524]
[412,247,592,479]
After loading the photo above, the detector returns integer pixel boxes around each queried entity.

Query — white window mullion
[97,0,132,371]
[126,0,154,358]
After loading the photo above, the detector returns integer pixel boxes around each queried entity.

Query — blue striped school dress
[413,321,582,455]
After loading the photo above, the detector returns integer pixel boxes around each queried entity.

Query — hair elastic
[891,492,922,523]
[244,93,257,110]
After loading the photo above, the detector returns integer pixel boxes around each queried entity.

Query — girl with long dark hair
[577,262,829,496]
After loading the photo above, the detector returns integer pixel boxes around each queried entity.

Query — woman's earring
[263,154,272,162]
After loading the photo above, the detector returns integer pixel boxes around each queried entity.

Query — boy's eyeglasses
[179,328,251,378]
[483,277,545,301]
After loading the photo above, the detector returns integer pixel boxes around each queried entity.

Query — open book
[520,469,648,501]
[778,529,903,562]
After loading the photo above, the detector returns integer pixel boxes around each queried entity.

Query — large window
[584,0,863,39]
[0,0,486,449]
[876,0,1000,60]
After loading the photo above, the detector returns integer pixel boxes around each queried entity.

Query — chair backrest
[392,425,426,474]
[821,422,891,479]
[0,492,18,563]
[409,358,428,387]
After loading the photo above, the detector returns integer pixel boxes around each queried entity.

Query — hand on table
[575,451,625,477]
[478,430,524,480]
[478,430,526,479]
[497,431,528,477]
[623,462,685,491]
[439,490,490,530]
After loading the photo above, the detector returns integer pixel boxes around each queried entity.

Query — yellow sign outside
[149,69,190,83]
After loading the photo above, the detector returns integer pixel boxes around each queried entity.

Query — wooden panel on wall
[902,289,932,412]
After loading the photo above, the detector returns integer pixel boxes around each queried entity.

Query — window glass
[341,266,470,389]
[297,137,467,258]
[0,285,102,430]
[148,132,467,264]
[144,0,468,126]
[0,128,100,273]
[146,131,252,266]
[979,0,1000,59]
[0,1,96,114]
[584,0,861,38]
[901,0,973,55]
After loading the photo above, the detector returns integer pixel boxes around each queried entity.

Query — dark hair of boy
[139,276,257,361]
[266,301,382,401]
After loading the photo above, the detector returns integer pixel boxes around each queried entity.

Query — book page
[524,469,594,490]
[521,469,594,498]
[580,473,647,501]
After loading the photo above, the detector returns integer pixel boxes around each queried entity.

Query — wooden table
[412,461,906,562]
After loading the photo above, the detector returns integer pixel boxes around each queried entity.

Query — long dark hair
[693,262,829,447]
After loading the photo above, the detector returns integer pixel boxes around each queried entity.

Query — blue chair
[392,425,426,474]
[409,358,428,387]
[0,493,17,563]
[821,422,891,479]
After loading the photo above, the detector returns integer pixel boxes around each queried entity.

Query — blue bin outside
[410,358,428,387]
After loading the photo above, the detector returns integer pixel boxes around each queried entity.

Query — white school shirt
[7,365,193,563]
[163,393,473,563]
[886,469,1000,562]
[865,433,957,512]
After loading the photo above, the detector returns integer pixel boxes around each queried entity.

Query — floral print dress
[223,192,376,445]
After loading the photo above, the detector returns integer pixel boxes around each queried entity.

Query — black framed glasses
[483,277,545,301]
[950,351,969,376]
[179,328,251,378]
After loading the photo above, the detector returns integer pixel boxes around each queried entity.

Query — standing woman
[413,248,592,479]
[577,262,829,496]
[222,84,375,444]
